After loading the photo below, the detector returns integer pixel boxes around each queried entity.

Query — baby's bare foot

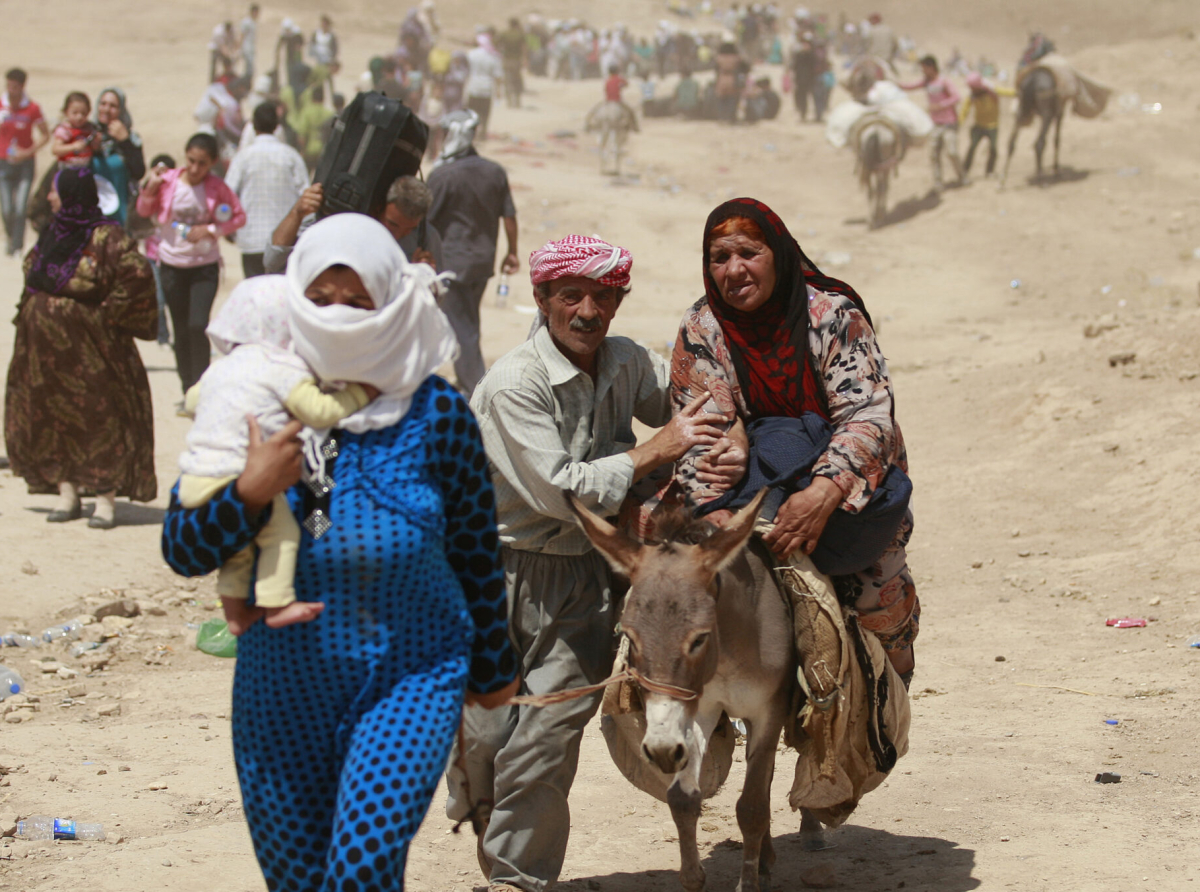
[222,597,265,636]
[263,601,325,629]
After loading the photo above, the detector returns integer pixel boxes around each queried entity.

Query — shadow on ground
[25,502,166,527]
[559,827,978,892]
[1026,165,1091,187]
[845,190,944,230]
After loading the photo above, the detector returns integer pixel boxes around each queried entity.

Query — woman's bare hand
[236,416,303,513]
[185,225,214,243]
[695,436,747,492]
[762,477,843,559]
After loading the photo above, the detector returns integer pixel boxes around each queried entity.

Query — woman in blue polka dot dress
[161,215,518,891]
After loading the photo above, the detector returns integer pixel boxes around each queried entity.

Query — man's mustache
[569,317,602,333]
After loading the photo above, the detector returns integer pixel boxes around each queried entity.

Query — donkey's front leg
[666,710,718,892]
[668,779,705,892]
[735,716,783,892]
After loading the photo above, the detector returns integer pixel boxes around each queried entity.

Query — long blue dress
[162,376,516,891]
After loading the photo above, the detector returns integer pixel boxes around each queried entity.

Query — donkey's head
[568,491,765,775]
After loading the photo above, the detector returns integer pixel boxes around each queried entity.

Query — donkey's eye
[688,633,709,655]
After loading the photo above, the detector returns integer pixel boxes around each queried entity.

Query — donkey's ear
[697,489,768,576]
[565,491,644,577]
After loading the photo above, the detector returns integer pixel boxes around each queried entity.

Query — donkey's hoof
[801,830,836,852]
[680,865,706,892]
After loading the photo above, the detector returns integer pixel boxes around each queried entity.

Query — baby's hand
[360,383,381,401]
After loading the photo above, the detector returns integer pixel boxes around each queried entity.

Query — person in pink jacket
[900,55,966,193]
[136,132,246,400]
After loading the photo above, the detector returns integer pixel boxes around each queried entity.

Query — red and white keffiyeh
[528,235,633,290]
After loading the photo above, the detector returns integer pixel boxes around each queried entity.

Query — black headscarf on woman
[25,167,118,296]
[702,197,871,420]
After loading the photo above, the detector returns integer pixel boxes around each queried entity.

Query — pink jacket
[900,74,961,126]
[135,167,246,236]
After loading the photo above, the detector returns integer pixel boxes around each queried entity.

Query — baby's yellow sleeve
[284,381,371,429]
[183,384,202,418]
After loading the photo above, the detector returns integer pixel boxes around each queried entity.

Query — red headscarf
[702,198,871,421]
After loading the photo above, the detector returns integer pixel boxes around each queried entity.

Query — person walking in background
[496,18,527,109]
[91,88,145,226]
[309,15,340,72]
[292,85,334,172]
[225,102,308,279]
[276,19,308,100]
[961,71,1014,178]
[240,4,261,79]
[466,29,503,140]
[4,167,158,529]
[136,133,246,401]
[209,21,241,83]
[427,110,518,397]
[143,153,175,346]
[901,55,966,193]
[0,68,49,257]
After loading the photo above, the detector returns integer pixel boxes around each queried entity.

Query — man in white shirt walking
[240,4,260,79]
[224,102,309,278]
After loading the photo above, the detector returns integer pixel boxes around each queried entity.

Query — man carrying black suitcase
[427,109,519,397]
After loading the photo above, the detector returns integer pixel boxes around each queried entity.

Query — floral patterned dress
[667,287,919,653]
[4,225,158,500]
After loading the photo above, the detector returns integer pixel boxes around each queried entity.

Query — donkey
[1000,66,1065,188]
[586,101,636,176]
[570,491,807,892]
[854,117,903,229]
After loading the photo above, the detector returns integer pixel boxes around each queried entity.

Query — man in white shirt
[466,30,504,140]
[240,4,260,78]
[224,102,309,278]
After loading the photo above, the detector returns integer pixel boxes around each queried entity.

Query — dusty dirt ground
[2,1,1200,891]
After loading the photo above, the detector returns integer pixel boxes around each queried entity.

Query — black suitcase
[313,91,430,218]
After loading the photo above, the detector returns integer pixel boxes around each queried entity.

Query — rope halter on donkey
[506,665,699,707]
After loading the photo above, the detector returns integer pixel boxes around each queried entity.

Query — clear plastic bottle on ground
[16,816,104,840]
[1,632,38,648]
[0,666,25,700]
[70,641,102,658]
[1188,635,1200,649]
[495,273,509,308]
[41,619,85,644]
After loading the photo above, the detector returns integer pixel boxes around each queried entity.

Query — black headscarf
[25,167,117,296]
[702,197,870,420]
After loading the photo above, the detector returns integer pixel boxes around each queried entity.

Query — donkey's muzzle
[643,741,689,774]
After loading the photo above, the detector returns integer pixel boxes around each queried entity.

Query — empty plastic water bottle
[41,619,85,644]
[70,641,102,658]
[495,273,510,308]
[214,202,232,223]
[0,666,25,700]
[16,816,104,841]
[1,632,38,648]
[1188,635,1200,649]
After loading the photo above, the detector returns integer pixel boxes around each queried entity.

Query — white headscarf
[433,109,479,170]
[285,214,458,434]
[206,275,294,356]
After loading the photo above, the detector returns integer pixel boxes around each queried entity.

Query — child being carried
[178,277,378,635]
